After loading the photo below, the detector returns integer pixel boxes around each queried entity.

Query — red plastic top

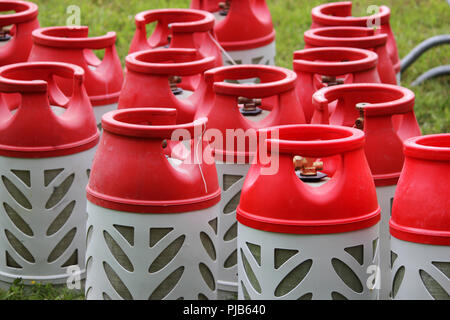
[190,0,221,12]
[129,9,222,67]
[311,2,391,27]
[119,48,216,123]
[312,83,421,186]
[390,134,450,245]
[293,47,380,123]
[214,0,275,51]
[195,64,305,162]
[29,26,123,106]
[237,124,380,234]
[0,62,99,158]
[87,108,220,213]
[0,1,40,66]
[304,26,396,84]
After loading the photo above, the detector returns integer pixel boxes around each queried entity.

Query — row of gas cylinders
[0,0,447,300]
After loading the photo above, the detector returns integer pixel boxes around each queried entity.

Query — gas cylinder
[312,83,421,299]
[212,0,276,66]
[190,0,225,20]
[237,124,381,300]
[129,9,222,68]
[310,2,400,78]
[0,1,39,66]
[85,108,221,300]
[195,64,305,299]
[304,26,396,85]
[28,26,124,127]
[119,48,216,123]
[293,47,380,123]
[390,134,450,300]
[0,62,99,287]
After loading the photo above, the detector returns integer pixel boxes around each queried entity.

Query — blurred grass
[33,0,449,134]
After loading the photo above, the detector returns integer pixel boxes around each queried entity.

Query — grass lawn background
[0,0,448,299]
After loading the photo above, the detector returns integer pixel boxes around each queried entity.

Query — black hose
[401,35,450,73]
[411,65,450,86]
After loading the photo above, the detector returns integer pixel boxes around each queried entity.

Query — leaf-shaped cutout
[148,235,185,273]
[391,251,398,269]
[148,266,184,300]
[199,263,216,291]
[177,297,184,300]
[149,228,173,248]
[103,231,134,272]
[2,176,32,209]
[45,173,75,209]
[47,228,77,263]
[432,262,450,279]
[86,225,93,247]
[223,222,237,241]
[198,293,208,300]
[200,232,216,261]
[3,202,33,236]
[274,248,298,269]
[344,245,364,266]
[46,201,75,236]
[298,292,313,300]
[44,169,64,187]
[208,218,218,235]
[103,292,112,300]
[274,259,312,297]
[86,169,91,179]
[331,258,363,293]
[372,238,379,261]
[5,230,35,263]
[419,269,450,300]
[114,225,134,246]
[61,249,78,267]
[5,251,22,269]
[251,56,264,64]
[224,249,237,268]
[11,170,30,187]
[85,256,93,274]
[241,281,251,300]
[103,261,133,300]
[246,242,261,266]
[223,174,243,191]
[240,248,261,293]
[331,291,348,300]
[392,266,405,298]
[224,192,241,214]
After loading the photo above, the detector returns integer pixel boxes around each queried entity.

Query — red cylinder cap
[214,0,275,51]
[29,26,123,106]
[390,134,450,245]
[87,108,221,213]
[0,62,99,158]
[237,124,380,234]
[312,83,421,186]
[311,2,391,27]
[0,1,40,66]
[196,64,305,162]
[190,0,221,12]
[120,48,215,123]
[129,9,222,67]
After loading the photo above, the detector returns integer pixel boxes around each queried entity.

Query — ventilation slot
[199,263,216,291]
[5,229,34,263]
[148,235,185,273]
[223,192,241,214]
[344,245,364,266]
[61,249,78,267]
[46,201,76,236]
[102,292,112,300]
[86,225,93,247]
[420,269,450,300]
[208,218,218,235]
[274,249,298,269]
[390,251,398,269]
[432,262,450,279]
[372,238,379,261]
[241,281,251,300]
[44,169,64,187]
[246,242,261,266]
[392,266,405,298]
[11,170,30,187]
[274,259,312,297]
[104,231,134,272]
[5,251,22,269]
[200,232,216,261]
[148,266,184,300]
[114,225,134,246]
[103,261,133,300]
[223,222,237,241]
[2,176,32,209]
[331,291,348,300]
[331,258,363,293]
[45,173,75,209]
[298,292,313,300]
[149,228,173,248]
[240,248,261,294]
[47,228,77,263]
[223,175,243,191]
[224,249,237,268]
[198,293,208,300]
[3,202,33,236]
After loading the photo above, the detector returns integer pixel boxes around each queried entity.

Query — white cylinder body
[215,161,250,299]
[0,147,95,286]
[93,103,118,128]
[237,223,380,300]
[222,41,276,67]
[85,202,220,300]
[376,184,397,299]
[390,237,450,300]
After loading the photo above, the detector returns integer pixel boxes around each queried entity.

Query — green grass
[0,278,84,300]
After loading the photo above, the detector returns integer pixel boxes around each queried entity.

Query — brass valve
[321,75,344,87]
[0,27,11,41]
[219,0,231,15]
[355,102,370,130]
[169,75,182,93]
[293,156,323,176]
[238,97,262,112]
